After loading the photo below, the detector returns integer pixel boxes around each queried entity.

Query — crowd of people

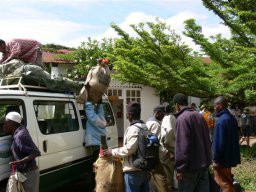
[197,102,255,147]
[3,92,244,192]
[0,38,250,192]
[100,93,243,192]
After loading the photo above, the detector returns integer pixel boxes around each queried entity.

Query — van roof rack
[0,76,48,92]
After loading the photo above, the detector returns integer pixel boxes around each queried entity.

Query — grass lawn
[233,145,256,191]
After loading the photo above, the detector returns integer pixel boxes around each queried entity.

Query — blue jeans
[124,171,150,192]
[178,168,209,192]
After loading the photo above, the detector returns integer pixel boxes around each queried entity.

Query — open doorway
[109,98,124,141]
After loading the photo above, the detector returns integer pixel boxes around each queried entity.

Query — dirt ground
[240,136,256,147]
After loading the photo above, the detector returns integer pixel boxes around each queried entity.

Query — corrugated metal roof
[201,57,211,64]
[43,51,74,64]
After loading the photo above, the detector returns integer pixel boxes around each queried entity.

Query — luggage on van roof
[0,59,83,94]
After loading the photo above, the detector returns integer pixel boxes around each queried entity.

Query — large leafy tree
[184,0,256,104]
[110,20,216,99]
[69,0,255,104]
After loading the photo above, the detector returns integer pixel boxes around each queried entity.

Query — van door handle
[107,137,111,140]
[43,140,47,153]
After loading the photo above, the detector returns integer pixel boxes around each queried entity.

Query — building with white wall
[43,52,161,138]
[107,79,160,137]
[43,51,205,138]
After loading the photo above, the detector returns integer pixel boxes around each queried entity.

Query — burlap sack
[85,64,111,104]
[95,156,123,192]
[76,86,88,104]
[87,86,104,104]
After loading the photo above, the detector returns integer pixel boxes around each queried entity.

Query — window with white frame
[107,89,122,97]
[126,90,141,104]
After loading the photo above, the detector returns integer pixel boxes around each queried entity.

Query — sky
[0,0,231,50]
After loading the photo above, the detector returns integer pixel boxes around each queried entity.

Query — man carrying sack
[102,101,150,192]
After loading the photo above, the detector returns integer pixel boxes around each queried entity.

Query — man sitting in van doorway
[4,112,41,192]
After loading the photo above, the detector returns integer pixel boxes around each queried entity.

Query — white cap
[5,112,22,124]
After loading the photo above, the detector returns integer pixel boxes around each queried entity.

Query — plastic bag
[6,171,27,192]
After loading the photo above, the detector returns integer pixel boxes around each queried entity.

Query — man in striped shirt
[0,38,43,68]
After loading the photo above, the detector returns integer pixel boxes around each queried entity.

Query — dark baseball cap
[127,101,141,115]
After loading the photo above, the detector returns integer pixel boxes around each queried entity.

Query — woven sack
[94,156,123,192]
[76,86,88,104]
[85,64,110,104]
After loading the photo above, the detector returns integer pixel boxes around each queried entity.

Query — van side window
[33,101,79,134]
[0,101,25,137]
[103,102,115,127]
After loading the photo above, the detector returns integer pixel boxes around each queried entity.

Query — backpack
[132,125,160,171]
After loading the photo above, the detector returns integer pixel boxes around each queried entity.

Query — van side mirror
[105,115,114,126]
[79,110,87,129]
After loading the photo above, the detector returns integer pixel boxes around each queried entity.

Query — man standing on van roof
[0,38,43,67]
[173,93,212,192]
[4,112,41,192]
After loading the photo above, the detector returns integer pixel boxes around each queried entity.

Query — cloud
[103,12,156,39]
[203,25,231,39]
[0,18,101,47]
[165,11,206,33]
[165,11,231,50]
[102,11,231,51]
[0,0,230,51]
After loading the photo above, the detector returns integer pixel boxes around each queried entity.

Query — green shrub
[240,144,256,160]
[233,145,256,191]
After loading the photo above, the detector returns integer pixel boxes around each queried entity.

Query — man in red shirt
[0,38,43,67]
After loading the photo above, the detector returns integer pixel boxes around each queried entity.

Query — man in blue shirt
[213,96,241,192]
[4,112,41,192]
[84,100,106,145]
[84,99,106,162]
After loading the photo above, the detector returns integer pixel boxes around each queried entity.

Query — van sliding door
[32,100,87,171]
